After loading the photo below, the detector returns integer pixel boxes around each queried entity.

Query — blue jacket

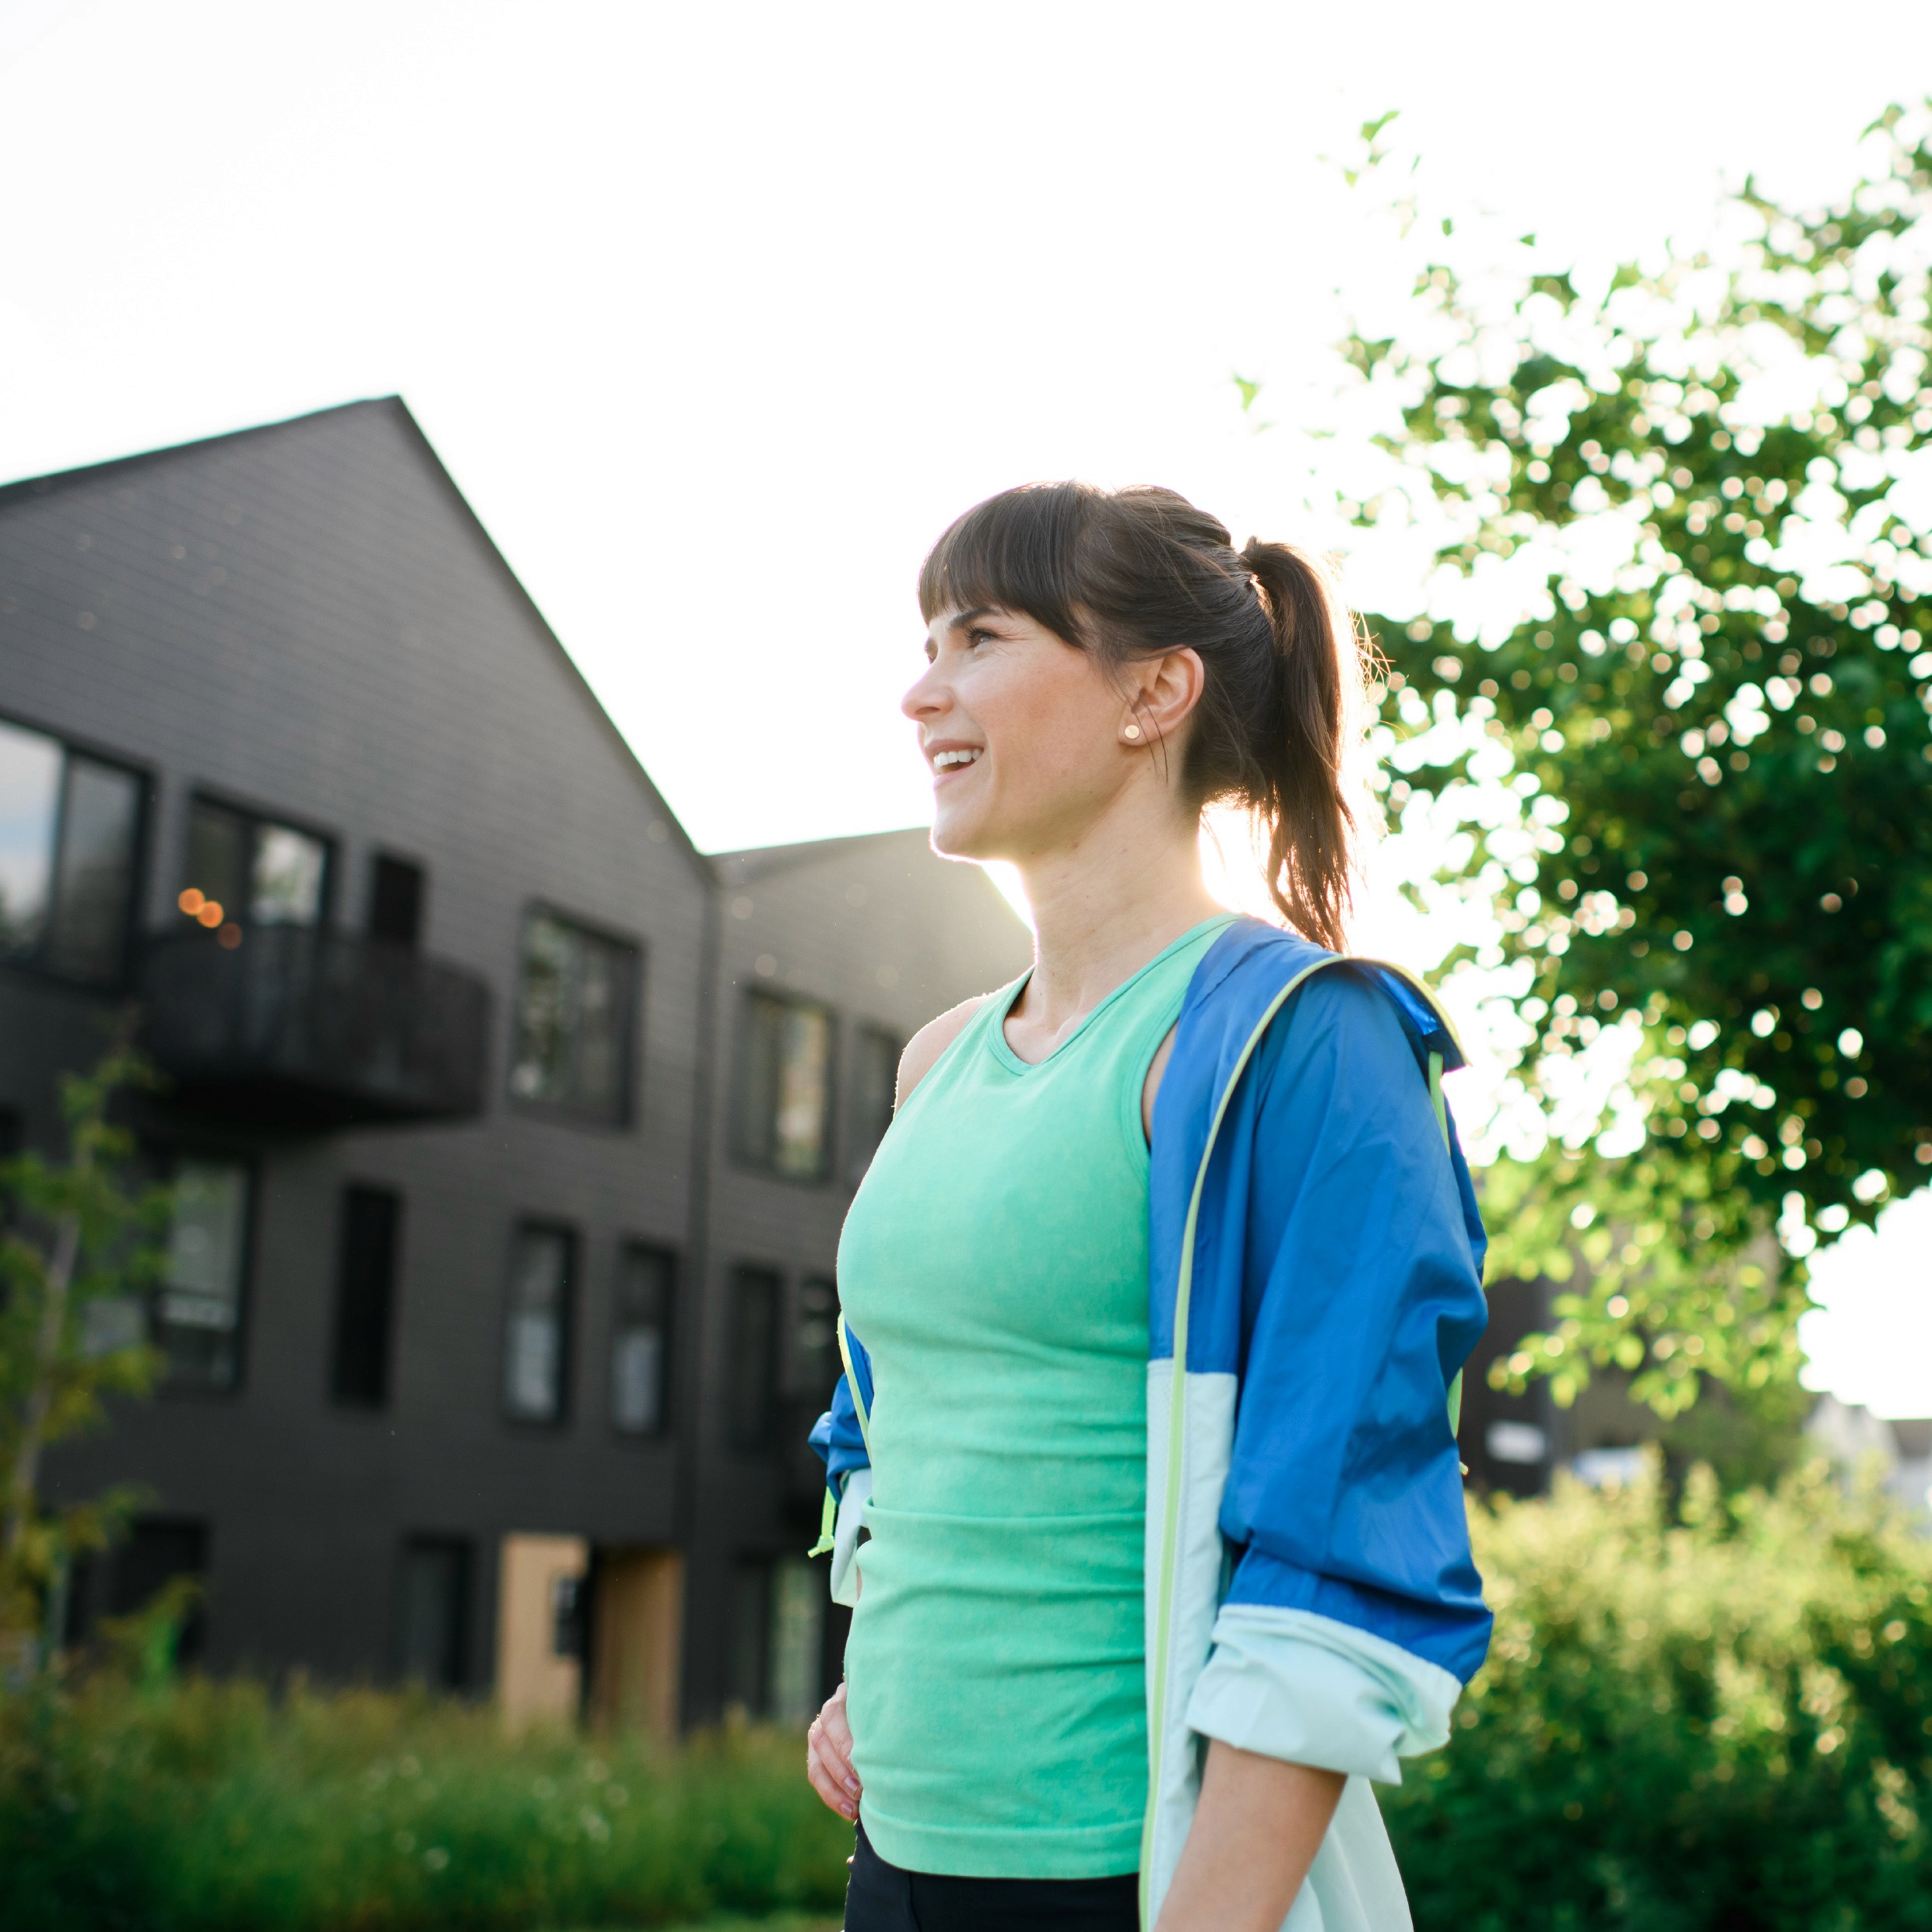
[811,919,1490,1931]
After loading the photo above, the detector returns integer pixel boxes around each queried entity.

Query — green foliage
[0,1667,851,1932]
[1340,105,1932,1412]
[7,1474,1924,1931]
[1478,1143,1803,1417]
[1386,1459,1932,1931]
[1652,1376,1818,1499]
[1,1030,169,1635]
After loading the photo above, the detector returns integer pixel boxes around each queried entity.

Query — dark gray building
[0,399,1030,1727]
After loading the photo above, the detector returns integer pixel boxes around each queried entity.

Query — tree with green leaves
[0,1031,169,1658]
[1333,105,1932,1417]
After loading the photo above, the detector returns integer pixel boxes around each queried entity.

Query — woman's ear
[1126,648,1206,750]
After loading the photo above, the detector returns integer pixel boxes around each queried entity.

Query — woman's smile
[925,739,985,783]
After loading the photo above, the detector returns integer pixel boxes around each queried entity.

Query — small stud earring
[1124,723,1142,740]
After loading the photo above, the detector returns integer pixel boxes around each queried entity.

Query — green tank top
[836,914,1235,1879]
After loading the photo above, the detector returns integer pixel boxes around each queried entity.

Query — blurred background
[3,4,1931,1929]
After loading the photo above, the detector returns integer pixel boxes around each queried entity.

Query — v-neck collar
[985,914,1237,1076]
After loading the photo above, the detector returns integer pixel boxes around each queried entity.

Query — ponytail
[919,483,1368,952]
[1237,539,1359,953]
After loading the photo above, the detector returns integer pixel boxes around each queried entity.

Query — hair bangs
[916,483,1096,648]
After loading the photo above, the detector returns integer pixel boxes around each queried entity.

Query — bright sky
[1801,1189,1932,1421]
[3,0,1928,1413]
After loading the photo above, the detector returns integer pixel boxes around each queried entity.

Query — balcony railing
[141,926,491,1128]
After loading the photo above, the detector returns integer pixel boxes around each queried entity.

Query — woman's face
[903,604,1161,863]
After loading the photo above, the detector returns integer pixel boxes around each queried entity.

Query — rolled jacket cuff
[1184,1604,1460,1784]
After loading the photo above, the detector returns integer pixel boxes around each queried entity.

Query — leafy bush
[0,1674,849,1932]
[5,1462,1928,1930]
[1386,1458,1932,1932]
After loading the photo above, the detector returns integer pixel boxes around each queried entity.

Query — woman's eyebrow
[945,606,997,634]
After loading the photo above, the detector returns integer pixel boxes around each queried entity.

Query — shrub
[1386,1458,1932,1932]
[0,1673,849,1931]
[5,1460,1929,1930]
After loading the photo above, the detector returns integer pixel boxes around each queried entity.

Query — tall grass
[5,1459,1929,1931]
[0,1675,849,1932]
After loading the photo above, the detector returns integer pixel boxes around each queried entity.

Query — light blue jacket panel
[1184,1606,1461,1784]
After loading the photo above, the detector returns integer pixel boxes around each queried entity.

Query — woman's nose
[902,661,944,721]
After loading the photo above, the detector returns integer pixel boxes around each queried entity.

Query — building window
[65,1516,211,1665]
[770,1554,826,1723]
[727,1558,771,1714]
[394,1536,470,1688]
[728,1554,825,1722]
[552,1572,588,1661]
[509,910,638,1124]
[0,714,142,985]
[367,853,425,947]
[178,797,329,940]
[611,1243,674,1437]
[795,1276,840,1410]
[733,991,834,1180]
[503,1224,574,1424]
[726,1264,780,1452]
[847,1025,900,1184]
[331,1185,402,1410]
[156,1157,251,1391]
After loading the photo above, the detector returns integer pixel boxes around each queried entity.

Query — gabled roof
[713,824,937,884]
[0,397,386,508]
[0,396,714,887]
[714,825,1030,940]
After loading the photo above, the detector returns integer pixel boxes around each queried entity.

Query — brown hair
[918,482,1366,951]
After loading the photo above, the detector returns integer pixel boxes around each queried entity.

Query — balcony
[141,926,491,1128]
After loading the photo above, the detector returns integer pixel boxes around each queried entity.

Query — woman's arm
[1155,1742,1343,1930]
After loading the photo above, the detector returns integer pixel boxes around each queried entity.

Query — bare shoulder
[897,994,993,1107]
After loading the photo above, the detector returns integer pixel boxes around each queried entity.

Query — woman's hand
[806,1680,862,1821]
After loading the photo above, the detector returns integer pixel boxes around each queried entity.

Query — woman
[806,483,1491,1932]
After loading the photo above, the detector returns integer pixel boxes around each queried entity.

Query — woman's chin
[928,798,1004,864]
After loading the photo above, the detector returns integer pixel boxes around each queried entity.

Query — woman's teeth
[933,749,982,771]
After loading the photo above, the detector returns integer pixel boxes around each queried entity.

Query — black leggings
[842,1821,1140,1931]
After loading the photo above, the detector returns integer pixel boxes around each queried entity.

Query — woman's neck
[1009,798,1224,1051]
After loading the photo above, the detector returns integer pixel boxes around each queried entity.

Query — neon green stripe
[1372,959,1470,1062]
[817,1315,874,1558]
[812,1314,871,1558]
[1137,957,1468,1925]
[807,1488,837,1559]
[836,1312,872,1461]
[1428,1049,1464,1437]
[1139,959,1337,1925]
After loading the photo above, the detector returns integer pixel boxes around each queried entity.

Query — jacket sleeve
[808,1366,871,1501]
[1184,970,1491,1783]
[806,1323,874,1605]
